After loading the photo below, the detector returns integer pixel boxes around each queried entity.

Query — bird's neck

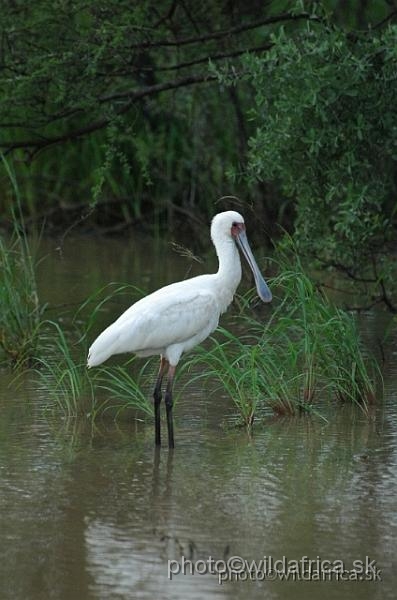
[215,239,242,295]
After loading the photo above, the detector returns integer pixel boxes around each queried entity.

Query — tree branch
[1,42,273,134]
[98,72,217,103]
[0,10,321,154]
[1,74,217,152]
[147,42,273,72]
[128,12,321,50]
[373,8,397,29]
[314,257,378,284]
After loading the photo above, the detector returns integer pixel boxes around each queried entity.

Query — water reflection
[1,385,395,599]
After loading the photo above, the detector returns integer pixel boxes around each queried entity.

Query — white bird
[87,210,272,448]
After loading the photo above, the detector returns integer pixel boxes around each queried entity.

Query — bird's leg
[154,356,168,447]
[165,365,176,449]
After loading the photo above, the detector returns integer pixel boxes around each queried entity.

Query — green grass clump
[189,329,263,428]
[34,285,153,420]
[0,156,44,367]
[266,242,379,412]
[185,240,379,427]
[35,320,93,416]
[35,321,154,420]
[319,307,378,406]
[94,363,154,419]
[0,235,43,367]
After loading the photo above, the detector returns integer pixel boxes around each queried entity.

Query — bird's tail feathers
[86,325,121,367]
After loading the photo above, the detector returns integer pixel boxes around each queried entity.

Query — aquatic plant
[35,320,154,419]
[35,320,93,416]
[187,329,263,428]
[185,241,379,426]
[34,284,152,419]
[94,362,154,419]
[319,307,378,406]
[0,155,44,367]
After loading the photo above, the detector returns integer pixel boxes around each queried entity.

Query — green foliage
[240,19,397,306]
[35,320,153,419]
[187,329,263,428]
[267,241,379,408]
[0,0,270,228]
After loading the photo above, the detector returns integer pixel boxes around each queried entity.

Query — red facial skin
[231,222,246,238]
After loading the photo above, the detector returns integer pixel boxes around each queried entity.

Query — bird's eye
[232,222,237,227]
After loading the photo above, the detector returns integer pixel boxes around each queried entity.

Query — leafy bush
[240,19,397,308]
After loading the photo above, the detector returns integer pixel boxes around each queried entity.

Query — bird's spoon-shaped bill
[235,230,272,303]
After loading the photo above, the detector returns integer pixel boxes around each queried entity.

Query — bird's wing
[88,280,220,366]
[114,285,219,354]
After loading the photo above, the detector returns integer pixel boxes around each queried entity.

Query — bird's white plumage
[87,210,265,368]
[88,278,220,366]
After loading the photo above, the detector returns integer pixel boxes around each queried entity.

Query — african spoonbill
[87,211,272,448]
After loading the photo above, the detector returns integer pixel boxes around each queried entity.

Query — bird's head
[211,211,272,303]
[211,210,245,241]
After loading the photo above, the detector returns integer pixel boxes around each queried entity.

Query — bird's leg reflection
[151,447,175,550]
[153,356,168,447]
[165,365,176,449]
[152,445,161,494]
[152,443,174,495]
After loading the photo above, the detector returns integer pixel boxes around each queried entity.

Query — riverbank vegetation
[0,1,395,425]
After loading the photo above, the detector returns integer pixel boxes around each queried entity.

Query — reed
[0,155,44,367]
[35,320,93,417]
[35,320,154,420]
[34,284,152,420]
[185,239,379,425]
[187,329,263,428]
[94,362,154,419]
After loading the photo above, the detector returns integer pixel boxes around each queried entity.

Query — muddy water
[0,235,396,600]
